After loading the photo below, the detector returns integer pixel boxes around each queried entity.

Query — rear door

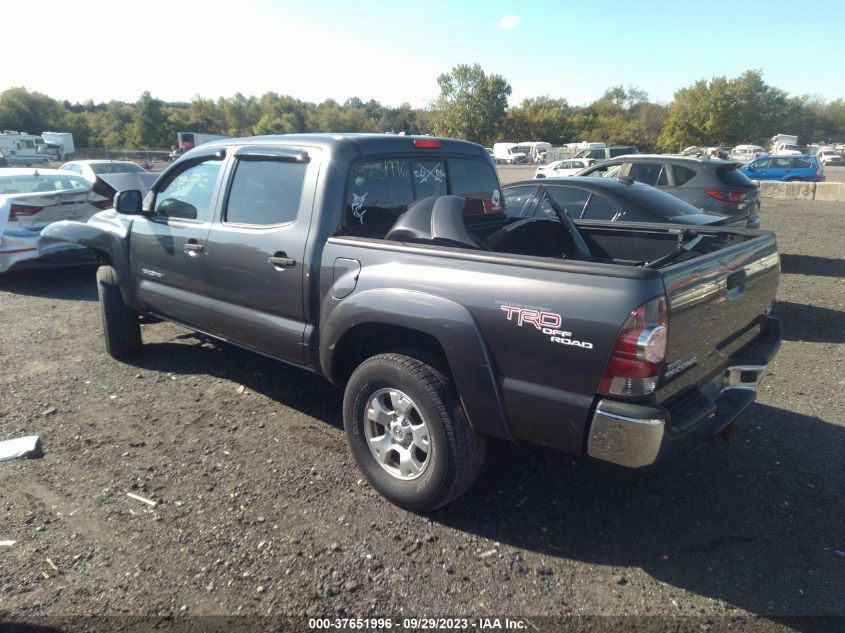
[130,154,225,327]
[200,145,317,364]
[744,157,775,180]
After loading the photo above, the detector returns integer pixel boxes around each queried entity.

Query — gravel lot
[0,199,843,633]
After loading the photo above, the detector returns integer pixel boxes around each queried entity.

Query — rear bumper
[587,316,781,468]
[0,229,93,273]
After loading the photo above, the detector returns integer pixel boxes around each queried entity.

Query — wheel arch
[41,217,135,305]
[322,289,511,441]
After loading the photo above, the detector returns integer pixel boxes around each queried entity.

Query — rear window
[0,174,90,194]
[341,157,501,237]
[620,184,699,219]
[90,162,145,175]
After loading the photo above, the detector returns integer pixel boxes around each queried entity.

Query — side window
[503,185,535,217]
[225,159,306,225]
[627,163,667,187]
[153,159,222,222]
[345,159,412,235]
[751,158,772,169]
[581,194,619,221]
[64,164,82,175]
[537,187,590,220]
[618,207,652,222]
[791,158,810,168]
[585,163,622,179]
[672,165,697,186]
[772,158,792,169]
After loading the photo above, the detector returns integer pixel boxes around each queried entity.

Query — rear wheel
[97,265,141,358]
[343,352,485,511]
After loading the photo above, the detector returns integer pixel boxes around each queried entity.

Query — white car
[534,158,597,178]
[59,159,147,183]
[0,168,110,273]
[817,148,843,166]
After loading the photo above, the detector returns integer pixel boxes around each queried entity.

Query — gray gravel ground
[0,199,843,633]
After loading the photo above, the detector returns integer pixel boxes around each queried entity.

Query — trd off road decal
[500,304,594,350]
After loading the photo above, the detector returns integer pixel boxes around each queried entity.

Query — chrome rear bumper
[588,362,771,468]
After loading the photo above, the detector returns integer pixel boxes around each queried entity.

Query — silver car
[0,168,109,273]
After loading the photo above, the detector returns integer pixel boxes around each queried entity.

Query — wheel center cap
[391,424,405,440]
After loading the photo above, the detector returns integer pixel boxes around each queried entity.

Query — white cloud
[496,15,520,29]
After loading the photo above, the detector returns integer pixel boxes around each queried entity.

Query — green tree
[0,87,66,133]
[501,97,574,145]
[127,92,168,148]
[431,64,511,145]
[657,70,791,150]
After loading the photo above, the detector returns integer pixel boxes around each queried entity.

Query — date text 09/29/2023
[307,617,529,630]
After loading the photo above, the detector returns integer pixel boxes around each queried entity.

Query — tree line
[1,67,843,151]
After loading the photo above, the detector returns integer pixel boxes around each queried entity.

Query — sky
[5,0,845,108]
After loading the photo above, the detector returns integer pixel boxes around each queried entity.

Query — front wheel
[343,353,485,511]
[97,265,141,358]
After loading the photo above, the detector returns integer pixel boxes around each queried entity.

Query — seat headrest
[385,195,481,249]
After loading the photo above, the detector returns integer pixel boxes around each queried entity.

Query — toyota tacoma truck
[43,134,781,511]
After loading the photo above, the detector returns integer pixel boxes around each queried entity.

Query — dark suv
[578,154,761,228]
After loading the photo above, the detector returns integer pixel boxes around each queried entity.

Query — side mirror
[115,190,143,214]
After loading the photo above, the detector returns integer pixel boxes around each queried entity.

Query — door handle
[268,253,296,268]
[184,242,204,254]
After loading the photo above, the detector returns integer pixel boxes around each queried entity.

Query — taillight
[599,296,668,397]
[705,190,748,203]
[9,203,43,217]
[91,197,113,210]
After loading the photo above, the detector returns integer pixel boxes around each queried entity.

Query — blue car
[740,154,825,182]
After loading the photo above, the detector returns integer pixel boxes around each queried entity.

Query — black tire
[96,265,141,358]
[343,352,485,511]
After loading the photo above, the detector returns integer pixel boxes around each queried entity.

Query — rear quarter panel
[320,240,665,454]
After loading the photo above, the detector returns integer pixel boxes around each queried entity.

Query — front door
[130,156,225,328]
[201,146,318,364]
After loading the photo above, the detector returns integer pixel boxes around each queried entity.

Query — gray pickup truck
[44,134,781,510]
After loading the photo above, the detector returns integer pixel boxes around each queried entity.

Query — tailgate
[656,231,780,403]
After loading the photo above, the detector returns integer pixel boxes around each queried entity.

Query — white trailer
[770,134,798,154]
[492,142,528,164]
[514,141,552,163]
[0,131,47,165]
[41,132,75,161]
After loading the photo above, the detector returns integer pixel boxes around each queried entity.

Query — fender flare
[321,288,512,441]
[41,218,136,307]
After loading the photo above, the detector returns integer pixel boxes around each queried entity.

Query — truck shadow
[0,266,98,301]
[779,253,845,278]
[772,300,845,343]
[434,402,845,624]
[127,336,344,428]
